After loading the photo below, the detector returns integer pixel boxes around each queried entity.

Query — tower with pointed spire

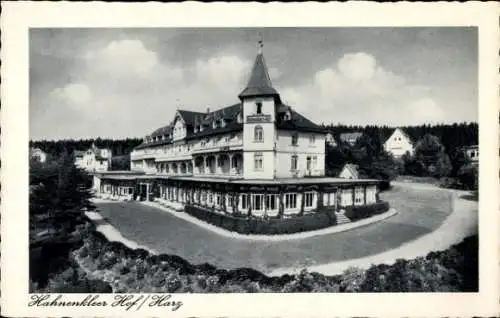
[240,40,280,179]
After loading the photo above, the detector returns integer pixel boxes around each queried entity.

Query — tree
[30,150,94,241]
[457,164,478,190]
[411,134,452,178]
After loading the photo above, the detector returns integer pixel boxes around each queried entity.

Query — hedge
[184,205,338,235]
[344,201,390,222]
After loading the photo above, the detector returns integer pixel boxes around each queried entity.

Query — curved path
[93,182,477,275]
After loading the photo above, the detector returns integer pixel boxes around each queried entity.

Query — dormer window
[212,120,218,129]
[284,110,292,121]
[221,119,226,128]
[256,102,263,114]
[237,112,243,124]
[194,125,199,133]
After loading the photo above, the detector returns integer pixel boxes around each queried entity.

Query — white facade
[384,128,414,158]
[75,144,112,172]
[464,145,479,163]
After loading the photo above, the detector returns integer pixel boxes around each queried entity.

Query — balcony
[191,138,243,155]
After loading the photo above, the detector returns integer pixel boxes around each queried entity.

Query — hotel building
[93,47,384,222]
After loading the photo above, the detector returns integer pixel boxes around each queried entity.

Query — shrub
[344,201,390,221]
[340,267,366,292]
[184,205,339,235]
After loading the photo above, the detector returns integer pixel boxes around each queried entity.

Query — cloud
[45,39,253,138]
[282,52,444,126]
[337,52,377,81]
[84,39,159,77]
[51,83,92,105]
[41,43,447,139]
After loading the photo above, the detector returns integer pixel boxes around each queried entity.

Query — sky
[29,27,478,140]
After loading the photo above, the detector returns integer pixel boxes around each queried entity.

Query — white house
[75,143,112,172]
[463,145,479,164]
[30,148,47,163]
[325,133,338,147]
[339,163,360,180]
[339,132,363,146]
[383,128,414,158]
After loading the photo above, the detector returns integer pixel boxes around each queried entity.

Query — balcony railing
[131,138,243,159]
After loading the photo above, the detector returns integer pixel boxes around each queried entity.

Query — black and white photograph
[2,2,498,317]
[28,26,480,293]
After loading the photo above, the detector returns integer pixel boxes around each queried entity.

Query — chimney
[206,107,210,114]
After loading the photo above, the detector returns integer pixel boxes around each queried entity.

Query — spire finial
[258,32,263,54]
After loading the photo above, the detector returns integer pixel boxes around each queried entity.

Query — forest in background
[30,123,478,159]
[321,122,478,157]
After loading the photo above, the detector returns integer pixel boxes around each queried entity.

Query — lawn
[95,183,457,274]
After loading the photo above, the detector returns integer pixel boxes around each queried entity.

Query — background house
[75,143,112,172]
[462,145,479,164]
[325,132,338,147]
[29,148,47,163]
[383,128,414,158]
[339,163,360,179]
[339,132,363,146]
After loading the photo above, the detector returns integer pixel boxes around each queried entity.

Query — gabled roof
[238,53,280,100]
[29,147,45,155]
[383,127,414,144]
[150,125,172,137]
[177,110,205,128]
[341,163,360,179]
[276,105,325,133]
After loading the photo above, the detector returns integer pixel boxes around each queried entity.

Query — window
[228,196,234,208]
[254,126,264,142]
[291,155,298,170]
[355,187,364,205]
[265,194,278,210]
[256,102,263,114]
[216,194,221,206]
[208,193,213,204]
[224,136,230,143]
[252,194,264,211]
[309,135,316,144]
[313,156,318,169]
[291,133,298,146]
[304,192,314,208]
[285,193,297,209]
[254,153,263,170]
[128,188,133,195]
[306,156,311,170]
[241,194,250,210]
